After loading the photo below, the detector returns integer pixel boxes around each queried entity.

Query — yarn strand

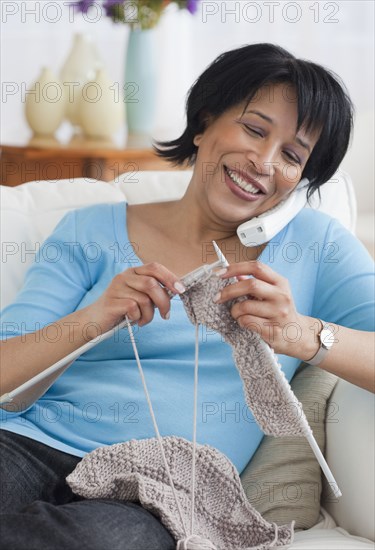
[190,323,199,535]
[125,316,188,538]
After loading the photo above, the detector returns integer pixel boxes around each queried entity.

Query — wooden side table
[0,137,186,186]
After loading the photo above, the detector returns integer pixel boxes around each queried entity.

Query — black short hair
[152,43,354,199]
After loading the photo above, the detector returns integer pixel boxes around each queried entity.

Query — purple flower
[186,0,199,14]
[103,0,124,19]
[72,0,96,14]
[103,0,122,14]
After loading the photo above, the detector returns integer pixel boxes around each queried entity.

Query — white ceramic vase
[60,33,102,128]
[25,67,66,136]
[79,68,124,140]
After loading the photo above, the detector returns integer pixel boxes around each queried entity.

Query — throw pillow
[240,363,338,530]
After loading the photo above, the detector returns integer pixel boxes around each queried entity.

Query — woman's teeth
[226,167,261,194]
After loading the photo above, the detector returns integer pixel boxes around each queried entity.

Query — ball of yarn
[177,534,217,549]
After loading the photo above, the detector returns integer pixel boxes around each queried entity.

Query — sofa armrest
[323,378,374,541]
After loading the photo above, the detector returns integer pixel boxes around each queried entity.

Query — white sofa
[1,171,374,549]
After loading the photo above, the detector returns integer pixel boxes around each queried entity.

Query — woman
[0,43,374,549]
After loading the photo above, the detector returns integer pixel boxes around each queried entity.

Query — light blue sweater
[1,203,374,473]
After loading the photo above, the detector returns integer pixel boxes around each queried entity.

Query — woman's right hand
[85,263,185,335]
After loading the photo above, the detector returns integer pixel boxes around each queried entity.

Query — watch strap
[306,319,332,366]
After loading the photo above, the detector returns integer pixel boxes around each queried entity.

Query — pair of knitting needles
[0,242,342,499]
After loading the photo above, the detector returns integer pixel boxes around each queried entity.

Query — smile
[224,166,266,201]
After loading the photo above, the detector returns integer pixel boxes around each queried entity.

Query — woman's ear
[193,134,203,146]
[193,112,214,147]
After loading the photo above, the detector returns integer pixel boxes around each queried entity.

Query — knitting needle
[211,239,342,498]
[178,259,224,289]
[0,318,131,407]
[306,432,342,498]
[212,241,229,268]
[0,260,227,408]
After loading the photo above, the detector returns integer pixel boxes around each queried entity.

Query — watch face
[321,327,335,349]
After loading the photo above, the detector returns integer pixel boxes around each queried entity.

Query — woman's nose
[245,143,278,178]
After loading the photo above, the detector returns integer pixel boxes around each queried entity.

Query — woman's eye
[284,151,301,165]
[243,125,263,137]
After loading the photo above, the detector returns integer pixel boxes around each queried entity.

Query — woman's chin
[210,202,259,227]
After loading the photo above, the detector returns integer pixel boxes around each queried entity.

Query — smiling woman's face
[192,82,320,225]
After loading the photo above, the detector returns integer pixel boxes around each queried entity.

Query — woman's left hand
[214,260,318,359]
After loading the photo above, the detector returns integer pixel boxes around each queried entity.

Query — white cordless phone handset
[237,177,310,246]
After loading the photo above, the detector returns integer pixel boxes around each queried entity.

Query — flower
[72,0,96,13]
[72,0,200,29]
[187,0,199,14]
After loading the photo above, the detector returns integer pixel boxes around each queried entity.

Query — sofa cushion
[240,364,338,530]
[0,179,123,309]
[291,528,375,549]
[323,380,375,541]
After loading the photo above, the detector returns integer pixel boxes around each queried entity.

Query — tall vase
[60,33,103,131]
[124,28,158,143]
[79,68,124,141]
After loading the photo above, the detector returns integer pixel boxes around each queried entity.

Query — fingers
[233,314,268,335]
[114,298,142,324]
[126,274,171,320]
[214,277,275,304]
[214,278,279,323]
[215,261,291,309]
[218,260,285,287]
[213,261,296,350]
[133,262,186,296]
[230,296,277,322]
[118,290,160,327]
[114,262,185,325]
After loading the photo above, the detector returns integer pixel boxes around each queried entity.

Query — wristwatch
[306,319,335,366]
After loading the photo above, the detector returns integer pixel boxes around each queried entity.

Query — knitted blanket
[67,436,294,550]
[66,271,312,549]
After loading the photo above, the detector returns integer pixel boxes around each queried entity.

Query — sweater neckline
[113,201,287,269]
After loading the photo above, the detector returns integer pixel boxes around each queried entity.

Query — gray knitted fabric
[66,271,314,549]
[67,436,294,549]
[178,274,312,438]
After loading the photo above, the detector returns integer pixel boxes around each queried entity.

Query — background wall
[1,0,374,247]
